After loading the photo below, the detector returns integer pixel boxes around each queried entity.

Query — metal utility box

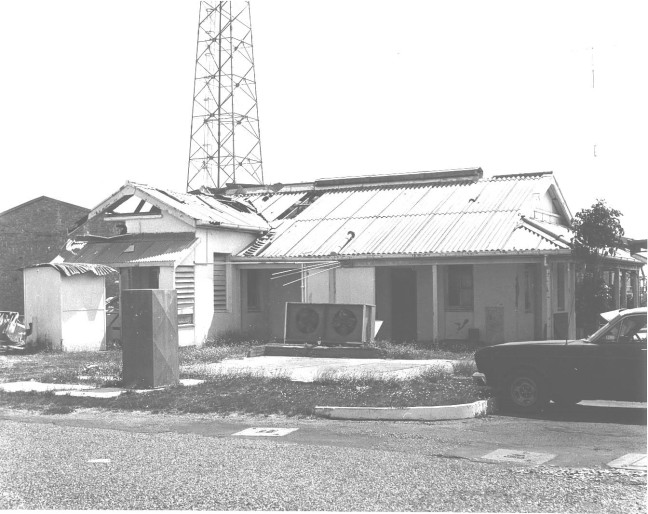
[284,302,375,345]
[121,289,179,388]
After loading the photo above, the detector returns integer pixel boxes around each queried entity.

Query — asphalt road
[0,404,646,512]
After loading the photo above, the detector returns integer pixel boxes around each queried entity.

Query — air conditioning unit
[284,302,375,345]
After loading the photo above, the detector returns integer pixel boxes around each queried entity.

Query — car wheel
[504,370,549,413]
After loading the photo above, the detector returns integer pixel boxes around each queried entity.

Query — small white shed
[23,263,116,351]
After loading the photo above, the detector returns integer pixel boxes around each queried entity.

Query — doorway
[391,268,417,342]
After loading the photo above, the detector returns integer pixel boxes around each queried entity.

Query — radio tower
[187,1,265,191]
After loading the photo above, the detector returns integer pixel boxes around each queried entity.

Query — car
[474,307,647,412]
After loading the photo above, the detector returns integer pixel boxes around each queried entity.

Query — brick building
[0,196,116,313]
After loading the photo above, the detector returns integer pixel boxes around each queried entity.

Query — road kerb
[315,398,497,421]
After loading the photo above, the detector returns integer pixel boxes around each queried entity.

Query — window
[247,269,261,311]
[600,315,647,344]
[175,265,194,325]
[447,265,473,309]
[123,266,159,289]
[213,254,228,311]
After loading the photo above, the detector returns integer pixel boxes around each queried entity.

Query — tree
[571,200,625,335]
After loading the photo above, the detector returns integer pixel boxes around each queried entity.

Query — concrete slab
[607,453,647,470]
[202,356,456,382]
[315,398,496,421]
[55,388,125,399]
[0,381,94,393]
[482,448,556,466]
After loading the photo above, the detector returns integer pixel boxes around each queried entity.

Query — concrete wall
[202,228,269,341]
[416,266,435,341]
[471,263,536,344]
[241,269,300,339]
[0,197,91,313]
[60,274,106,352]
[191,263,214,346]
[24,267,62,349]
[375,267,391,339]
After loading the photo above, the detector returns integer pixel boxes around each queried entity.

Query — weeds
[452,359,477,377]
[368,339,476,360]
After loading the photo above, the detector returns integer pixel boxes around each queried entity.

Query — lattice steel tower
[187,1,264,191]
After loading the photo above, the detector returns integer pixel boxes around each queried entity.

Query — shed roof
[238,171,573,259]
[57,233,198,267]
[23,262,117,277]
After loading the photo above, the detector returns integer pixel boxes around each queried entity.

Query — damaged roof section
[238,170,574,259]
[23,262,117,277]
[57,233,198,267]
[85,181,269,232]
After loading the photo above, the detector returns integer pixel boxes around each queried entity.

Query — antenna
[187,1,265,191]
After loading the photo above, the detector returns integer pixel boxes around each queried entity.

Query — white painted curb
[315,398,498,421]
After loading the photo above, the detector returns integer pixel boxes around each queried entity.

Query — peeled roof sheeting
[133,184,268,230]
[60,233,198,265]
[244,192,305,222]
[241,174,569,258]
[25,263,117,277]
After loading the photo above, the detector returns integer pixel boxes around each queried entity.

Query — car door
[591,314,647,401]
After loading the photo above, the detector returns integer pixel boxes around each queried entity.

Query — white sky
[0,1,646,236]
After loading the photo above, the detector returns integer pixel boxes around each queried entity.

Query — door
[585,313,647,401]
[390,268,417,342]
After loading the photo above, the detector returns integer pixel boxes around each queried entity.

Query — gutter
[196,222,268,234]
[229,250,571,264]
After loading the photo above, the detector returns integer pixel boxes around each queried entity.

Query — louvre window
[175,265,194,325]
[214,255,228,311]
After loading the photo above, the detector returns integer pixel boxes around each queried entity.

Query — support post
[543,256,552,339]
[631,270,640,308]
[432,264,439,344]
[613,268,621,309]
[568,262,576,339]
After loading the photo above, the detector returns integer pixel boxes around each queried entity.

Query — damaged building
[48,168,642,348]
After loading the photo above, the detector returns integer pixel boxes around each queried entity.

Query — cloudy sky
[0,1,646,236]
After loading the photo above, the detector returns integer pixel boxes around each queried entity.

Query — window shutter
[214,256,228,311]
[175,265,195,325]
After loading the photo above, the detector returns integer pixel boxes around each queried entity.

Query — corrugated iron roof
[23,263,117,277]
[57,233,198,266]
[240,172,571,258]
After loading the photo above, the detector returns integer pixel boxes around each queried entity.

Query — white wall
[472,263,536,344]
[60,274,106,352]
[124,211,194,234]
[24,267,62,349]
[240,269,301,339]
[200,228,263,340]
[333,267,376,305]
[192,263,214,346]
[198,228,258,260]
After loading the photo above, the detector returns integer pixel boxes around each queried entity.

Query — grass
[0,336,488,416]
[368,339,477,361]
[0,371,490,417]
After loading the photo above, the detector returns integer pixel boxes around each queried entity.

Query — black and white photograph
[0,1,646,511]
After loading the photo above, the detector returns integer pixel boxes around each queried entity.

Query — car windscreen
[585,314,621,342]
